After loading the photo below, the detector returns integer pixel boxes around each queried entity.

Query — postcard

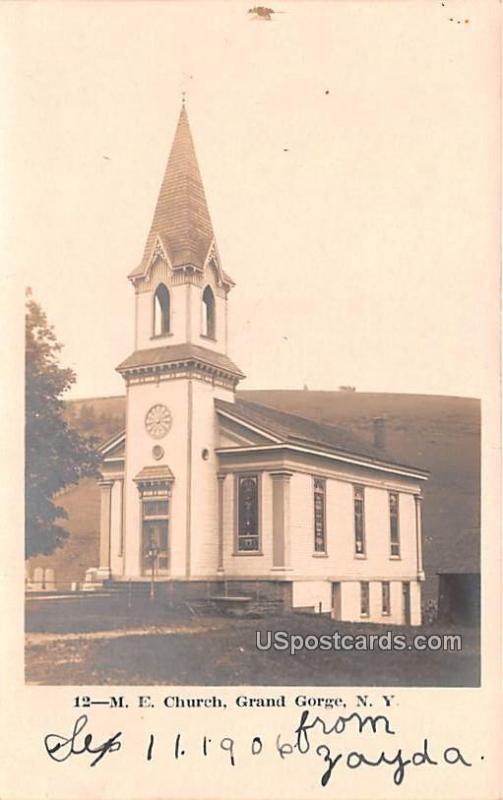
[0,1,501,798]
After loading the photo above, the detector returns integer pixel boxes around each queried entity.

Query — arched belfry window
[202,285,216,339]
[153,284,170,336]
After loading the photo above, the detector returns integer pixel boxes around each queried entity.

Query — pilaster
[270,471,293,571]
[415,492,425,579]
[217,474,226,573]
[97,480,114,579]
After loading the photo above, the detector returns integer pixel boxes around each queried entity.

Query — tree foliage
[25,290,101,558]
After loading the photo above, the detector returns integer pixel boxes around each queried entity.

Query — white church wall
[221,473,234,570]
[389,580,405,625]
[190,270,227,355]
[214,458,423,627]
[135,280,188,350]
[123,378,189,577]
[338,580,383,622]
[189,380,234,577]
[134,260,228,355]
[292,580,332,612]
[369,577,383,620]
[289,471,317,567]
[287,577,420,624]
[335,580,421,624]
[409,580,422,625]
[362,487,418,578]
[339,581,361,621]
[288,470,420,582]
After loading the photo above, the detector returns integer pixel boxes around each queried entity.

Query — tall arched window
[153,284,170,336]
[202,285,216,339]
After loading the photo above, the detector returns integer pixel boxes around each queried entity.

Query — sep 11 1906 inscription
[44,695,477,789]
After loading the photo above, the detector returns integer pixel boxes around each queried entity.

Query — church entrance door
[142,520,169,575]
[141,497,170,576]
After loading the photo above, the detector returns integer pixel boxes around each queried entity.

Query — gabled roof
[100,428,126,455]
[129,105,216,280]
[216,398,428,477]
[116,342,245,380]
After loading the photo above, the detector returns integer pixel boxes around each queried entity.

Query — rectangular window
[313,478,326,553]
[382,581,391,615]
[389,492,400,557]
[354,485,366,555]
[143,499,169,517]
[237,474,260,552]
[360,581,370,617]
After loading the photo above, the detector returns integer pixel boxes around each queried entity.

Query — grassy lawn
[25,594,480,687]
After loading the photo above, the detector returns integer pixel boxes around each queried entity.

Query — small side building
[437,571,480,626]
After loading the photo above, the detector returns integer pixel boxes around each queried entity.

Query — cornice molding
[216,443,429,482]
[119,359,242,390]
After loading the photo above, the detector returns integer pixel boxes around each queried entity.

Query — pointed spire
[130,104,216,278]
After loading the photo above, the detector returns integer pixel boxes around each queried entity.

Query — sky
[2,1,500,400]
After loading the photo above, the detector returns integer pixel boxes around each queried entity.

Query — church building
[91,103,428,624]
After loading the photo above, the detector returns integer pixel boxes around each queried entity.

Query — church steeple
[123,101,240,365]
[129,104,223,282]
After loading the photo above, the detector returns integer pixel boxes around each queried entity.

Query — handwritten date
[43,710,474,786]
[44,715,122,767]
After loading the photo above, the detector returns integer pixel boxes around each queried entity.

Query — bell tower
[116,103,244,580]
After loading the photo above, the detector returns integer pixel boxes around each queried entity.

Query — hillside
[65,396,126,442]
[58,390,480,599]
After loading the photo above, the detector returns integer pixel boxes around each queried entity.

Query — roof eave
[116,357,245,382]
[99,429,126,454]
[216,443,429,481]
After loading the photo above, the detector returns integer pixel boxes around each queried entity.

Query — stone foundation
[104,578,422,624]
[106,578,292,613]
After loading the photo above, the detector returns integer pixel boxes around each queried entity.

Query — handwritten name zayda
[44,705,476,787]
